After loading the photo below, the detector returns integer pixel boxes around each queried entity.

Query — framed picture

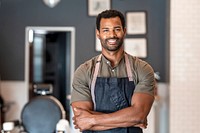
[88,0,111,16]
[124,38,147,58]
[126,11,147,35]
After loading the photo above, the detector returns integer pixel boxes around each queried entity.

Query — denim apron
[83,54,142,133]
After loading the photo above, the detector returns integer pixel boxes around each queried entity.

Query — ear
[96,29,100,39]
[123,27,127,36]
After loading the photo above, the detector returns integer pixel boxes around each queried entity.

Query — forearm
[89,124,145,131]
[78,109,146,131]
[89,125,116,131]
[92,105,147,128]
[89,110,116,129]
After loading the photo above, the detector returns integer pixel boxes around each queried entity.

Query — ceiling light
[43,0,61,8]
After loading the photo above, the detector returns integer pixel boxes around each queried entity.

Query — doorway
[25,26,75,120]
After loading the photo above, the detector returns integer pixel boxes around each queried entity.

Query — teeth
[108,39,116,43]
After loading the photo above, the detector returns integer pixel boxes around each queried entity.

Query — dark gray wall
[0,0,169,82]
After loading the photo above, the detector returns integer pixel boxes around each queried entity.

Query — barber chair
[21,95,66,133]
[2,84,67,133]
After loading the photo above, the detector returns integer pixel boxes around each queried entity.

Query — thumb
[73,107,81,115]
[74,107,78,112]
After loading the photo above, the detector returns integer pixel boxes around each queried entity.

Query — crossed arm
[71,93,154,132]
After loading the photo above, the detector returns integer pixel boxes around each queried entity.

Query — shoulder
[126,53,155,84]
[75,55,99,74]
[126,53,154,72]
[73,55,100,82]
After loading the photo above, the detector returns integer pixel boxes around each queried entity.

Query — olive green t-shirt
[71,53,155,103]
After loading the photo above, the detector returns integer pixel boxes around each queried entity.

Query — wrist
[92,114,100,126]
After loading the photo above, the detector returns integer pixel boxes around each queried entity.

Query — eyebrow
[101,26,122,29]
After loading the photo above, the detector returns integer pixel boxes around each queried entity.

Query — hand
[134,123,147,129]
[134,118,148,129]
[73,107,95,131]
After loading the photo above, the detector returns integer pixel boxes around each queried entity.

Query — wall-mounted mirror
[25,27,75,121]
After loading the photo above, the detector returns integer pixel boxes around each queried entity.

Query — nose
[109,30,117,38]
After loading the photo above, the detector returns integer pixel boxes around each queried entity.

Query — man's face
[96,17,126,52]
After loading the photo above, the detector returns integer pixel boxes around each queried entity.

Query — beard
[100,37,124,51]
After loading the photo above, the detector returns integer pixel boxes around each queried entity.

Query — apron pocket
[110,90,128,110]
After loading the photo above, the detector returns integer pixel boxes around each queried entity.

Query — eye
[115,28,121,32]
[102,29,109,32]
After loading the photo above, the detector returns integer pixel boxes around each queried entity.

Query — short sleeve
[134,59,155,97]
[70,64,92,104]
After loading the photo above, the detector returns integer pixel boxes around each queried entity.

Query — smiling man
[71,9,156,133]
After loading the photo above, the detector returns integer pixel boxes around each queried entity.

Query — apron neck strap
[125,53,133,81]
[91,54,102,109]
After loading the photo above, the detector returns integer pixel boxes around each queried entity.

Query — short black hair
[96,9,125,31]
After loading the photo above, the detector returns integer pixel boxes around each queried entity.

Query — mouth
[107,39,117,45]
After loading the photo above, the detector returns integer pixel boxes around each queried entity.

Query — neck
[102,49,124,67]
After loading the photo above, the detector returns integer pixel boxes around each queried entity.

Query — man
[71,9,155,133]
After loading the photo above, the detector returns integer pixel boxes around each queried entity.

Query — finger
[74,125,79,129]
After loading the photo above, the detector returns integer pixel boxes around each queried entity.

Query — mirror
[25,26,75,121]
